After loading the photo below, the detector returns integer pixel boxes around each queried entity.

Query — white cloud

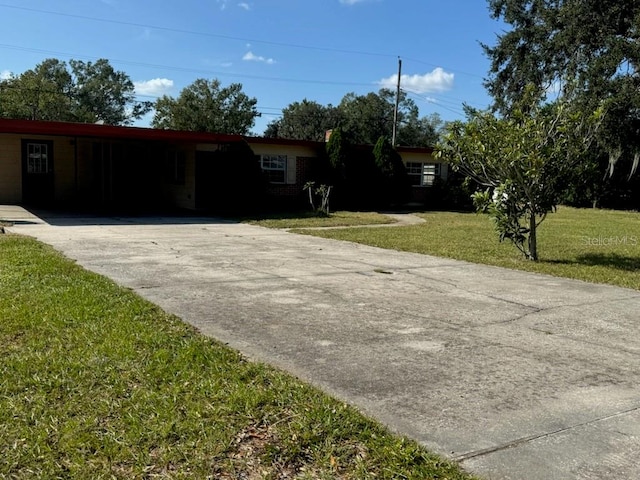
[134,78,174,96]
[243,51,275,65]
[0,70,12,80]
[378,67,454,94]
[340,0,374,4]
[218,0,251,11]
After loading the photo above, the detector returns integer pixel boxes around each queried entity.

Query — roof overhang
[0,119,243,144]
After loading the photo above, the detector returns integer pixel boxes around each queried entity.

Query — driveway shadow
[3,206,240,227]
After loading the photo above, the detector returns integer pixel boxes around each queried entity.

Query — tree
[326,127,349,178]
[0,58,151,125]
[372,135,409,205]
[338,89,440,147]
[483,0,640,175]
[437,94,602,261]
[264,99,341,141]
[338,90,396,145]
[152,79,259,134]
[396,112,443,148]
[0,59,74,121]
[70,59,152,125]
[264,91,441,147]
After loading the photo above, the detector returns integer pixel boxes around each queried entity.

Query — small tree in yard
[303,181,332,216]
[437,94,602,261]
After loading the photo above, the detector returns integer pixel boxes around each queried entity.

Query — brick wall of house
[265,156,317,209]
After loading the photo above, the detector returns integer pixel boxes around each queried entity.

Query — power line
[0,4,492,118]
[0,3,488,81]
[0,43,379,89]
[0,3,397,59]
[403,90,466,117]
[1,44,485,117]
[0,68,472,122]
[0,3,489,122]
[402,56,486,79]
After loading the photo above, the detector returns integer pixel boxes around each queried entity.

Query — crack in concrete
[455,404,640,463]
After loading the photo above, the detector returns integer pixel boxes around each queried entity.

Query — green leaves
[151,78,259,134]
[0,58,150,125]
[484,0,640,174]
[437,95,600,260]
[265,99,341,142]
[265,90,442,147]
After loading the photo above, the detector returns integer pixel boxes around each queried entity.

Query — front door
[22,140,54,206]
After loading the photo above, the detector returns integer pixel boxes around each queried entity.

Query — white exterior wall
[400,150,448,181]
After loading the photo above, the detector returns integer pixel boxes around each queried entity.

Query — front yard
[0,234,476,480]
[275,207,640,291]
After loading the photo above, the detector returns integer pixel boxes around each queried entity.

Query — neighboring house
[397,146,449,204]
[0,118,447,211]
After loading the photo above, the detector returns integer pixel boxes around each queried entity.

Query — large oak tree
[483,0,640,174]
[0,58,151,125]
[152,79,259,134]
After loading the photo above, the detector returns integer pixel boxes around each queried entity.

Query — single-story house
[0,118,447,211]
[397,145,449,204]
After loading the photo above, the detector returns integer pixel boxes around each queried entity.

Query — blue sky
[0,0,506,134]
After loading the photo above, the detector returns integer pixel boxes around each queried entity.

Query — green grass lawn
[246,211,394,229]
[0,235,476,480]
[295,206,640,290]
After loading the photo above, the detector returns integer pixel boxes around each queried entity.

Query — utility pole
[391,56,402,146]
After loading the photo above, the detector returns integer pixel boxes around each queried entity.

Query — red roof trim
[0,119,435,152]
[0,119,242,144]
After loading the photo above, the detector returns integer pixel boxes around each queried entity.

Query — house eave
[0,119,243,144]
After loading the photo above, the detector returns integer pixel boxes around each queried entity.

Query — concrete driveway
[5,207,640,480]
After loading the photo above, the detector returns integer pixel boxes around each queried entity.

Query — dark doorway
[22,140,54,206]
[195,150,217,210]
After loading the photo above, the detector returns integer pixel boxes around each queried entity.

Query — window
[406,162,440,187]
[26,143,50,174]
[258,154,287,184]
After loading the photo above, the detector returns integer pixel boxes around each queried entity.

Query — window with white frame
[26,143,50,174]
[258,154,287,184]
[406,162,440,186]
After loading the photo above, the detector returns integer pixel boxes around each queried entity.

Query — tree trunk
[528,213,538,261]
